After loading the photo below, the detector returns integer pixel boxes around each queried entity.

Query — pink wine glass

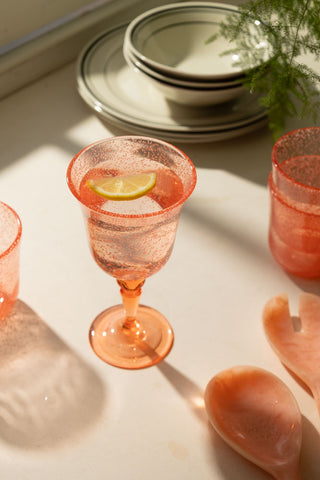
[67,136,196,369]
[0,201,22,319]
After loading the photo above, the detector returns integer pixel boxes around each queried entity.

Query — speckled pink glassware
[269,127,320,277]
[67,136,196,369]
[0,202,22,319]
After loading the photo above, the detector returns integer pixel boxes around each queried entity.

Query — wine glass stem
[117,279,145,330]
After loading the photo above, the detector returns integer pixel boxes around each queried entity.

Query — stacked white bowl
[123,1,271,107]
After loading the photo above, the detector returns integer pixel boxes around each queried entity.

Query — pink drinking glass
[0,201,22,319]
[67,136,196,369]
[268,127,320,277]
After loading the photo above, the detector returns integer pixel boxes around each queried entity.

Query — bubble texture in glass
[0,202,21,319]
[67,136,196,368]
[269,127,320,277]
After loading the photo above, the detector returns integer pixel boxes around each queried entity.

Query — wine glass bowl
[67,136,196,369]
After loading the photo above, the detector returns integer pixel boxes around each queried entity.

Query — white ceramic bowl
[126,61,246,107]
[123,34,246,89]
[125,1,271,82]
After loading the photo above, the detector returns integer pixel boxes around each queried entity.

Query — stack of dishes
[76,2,271,143]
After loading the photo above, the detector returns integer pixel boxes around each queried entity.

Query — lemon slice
[87,172,157,200]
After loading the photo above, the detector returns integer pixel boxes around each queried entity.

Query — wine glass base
[89,304,174,369]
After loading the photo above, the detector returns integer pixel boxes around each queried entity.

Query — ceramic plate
[76,24,268,142]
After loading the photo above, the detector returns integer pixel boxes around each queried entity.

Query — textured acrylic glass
[67,136,196,368]
[0,202,22,319]
[269,127,320,277]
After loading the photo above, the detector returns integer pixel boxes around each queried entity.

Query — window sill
[0,0,172,99]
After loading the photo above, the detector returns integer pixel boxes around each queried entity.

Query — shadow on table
[157,361,207,423]
[300,414,320,478]
[0,300,106,450]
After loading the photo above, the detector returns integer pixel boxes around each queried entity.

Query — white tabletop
[0,60,319,479]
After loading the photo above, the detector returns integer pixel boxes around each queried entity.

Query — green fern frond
[209,0,320,139]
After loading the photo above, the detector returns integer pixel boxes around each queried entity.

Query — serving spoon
[263,292,320,415]
[204,365,302,480]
